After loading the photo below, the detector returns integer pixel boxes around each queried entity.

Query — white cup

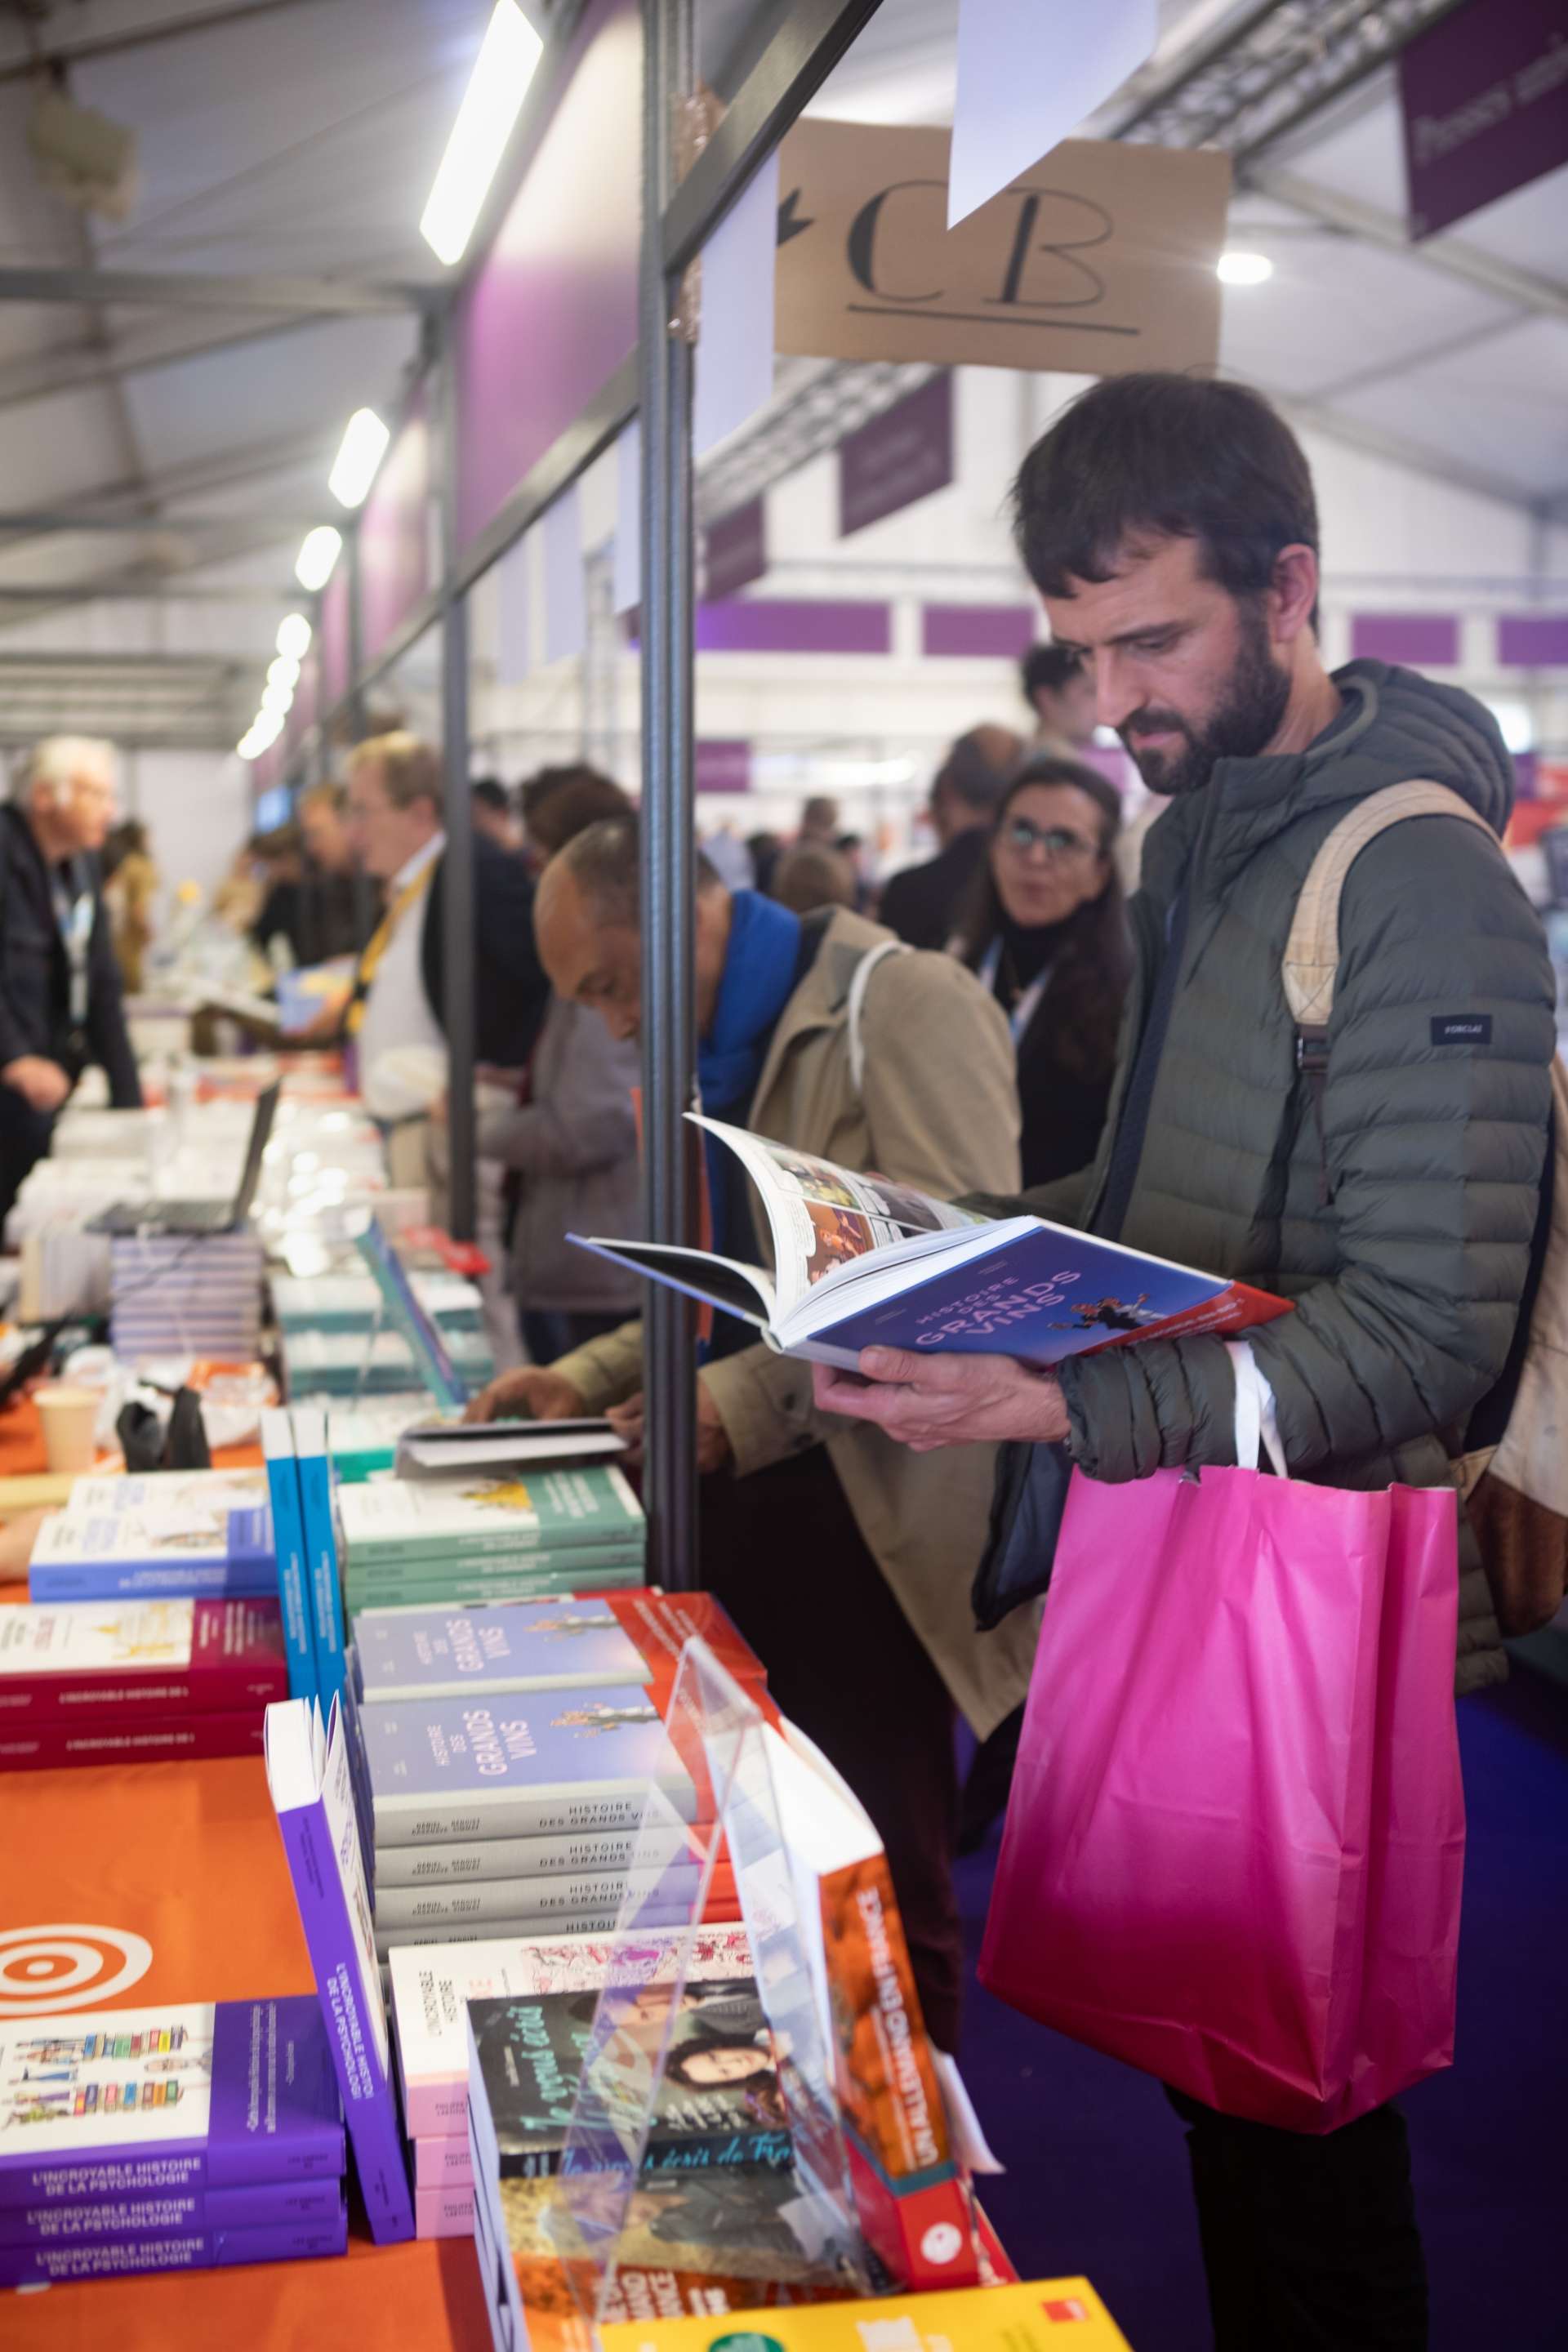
[33,1384,100,1476]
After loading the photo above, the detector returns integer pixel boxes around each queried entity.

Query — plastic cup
[33,1384,100,1475]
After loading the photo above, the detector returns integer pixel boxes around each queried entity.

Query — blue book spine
[291,1408,346,1710]
[26,1563,278,1602]
[0,2209,347,2284]
[261,1413,317,1708]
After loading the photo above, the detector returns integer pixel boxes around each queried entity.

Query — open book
[570,1116,1290,1370]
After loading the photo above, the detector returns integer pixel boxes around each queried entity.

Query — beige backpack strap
[1281,780,1494,1031]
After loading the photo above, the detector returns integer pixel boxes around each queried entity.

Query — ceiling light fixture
[296,525,342,590]
[1217,249,1273,286]
[262,679,295,716]
[328,407,391,508]
[276,612,313,660]
[249,709,284,753]
[267,655,301,693]
[420,1,543,268]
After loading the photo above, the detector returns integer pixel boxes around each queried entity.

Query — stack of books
[271,1271,485,1336]
[336,1462,648,1612]
[346,1592,761,1967]
[0,1995,348,2284]
[0,1593,287,1772]
[27,1469,275,1604]
[109,1232,265,1364]
[287,1396,432,1485]
[386,1923,754,2239]
[279,1325,496,1398]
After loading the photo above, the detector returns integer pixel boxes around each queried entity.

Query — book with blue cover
[27,1471,276,1602]
[571,1116,1291,1372]
[352,1596,648,1702]
[0,2209,347,2284]
[0,1997,344,2203]
[291,1407,346,1710]
[265,1696,416,2243]
[261,1410,316,1706]
[359,1685,697,1845]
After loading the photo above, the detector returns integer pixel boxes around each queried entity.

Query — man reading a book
[809,372,1557,2351]
[467,815,1036,2054]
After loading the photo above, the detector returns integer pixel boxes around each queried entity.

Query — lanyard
[50,868,94,1031]
[344,860,437,1039]
[979,936,1052,1046]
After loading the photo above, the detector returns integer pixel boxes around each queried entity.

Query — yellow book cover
[595,2275,1134,2350]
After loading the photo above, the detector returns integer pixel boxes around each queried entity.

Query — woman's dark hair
[664,2032,773,2090]
[521,764,630,857]
[952,755,1130,1086]
[1013,373,1318,609]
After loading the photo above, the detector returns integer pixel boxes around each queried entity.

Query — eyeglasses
[1001,818,1100,863]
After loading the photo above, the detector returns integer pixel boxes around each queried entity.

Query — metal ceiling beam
[0,0,333,87]
[0,311,335,416]
[0,514,303,631]
[0,507,317,535]
[0,652,240,673]
[1281,396,1547,519]
[0,267,429,317]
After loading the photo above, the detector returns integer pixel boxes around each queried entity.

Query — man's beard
[1118,599,1291,795]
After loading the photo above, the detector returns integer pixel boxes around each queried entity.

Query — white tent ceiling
[0,0,1561,751]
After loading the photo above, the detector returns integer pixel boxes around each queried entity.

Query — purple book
[0,2175,345,2247]
[265,1695,416,2244]
[0,2207,348,2285]
[0,1996,344,2205]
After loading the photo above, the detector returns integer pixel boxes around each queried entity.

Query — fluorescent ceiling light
[267,655,301,692]
[250,709,284,751]
[420,1,543,268]
[296,525,342,590]
[1218,249,1273,286]
[276,612,313,660]
[328,407,390,508]
[237,731,259,760]
[262,679,295,715]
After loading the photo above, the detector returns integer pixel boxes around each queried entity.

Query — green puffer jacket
[975,661,1557,1694]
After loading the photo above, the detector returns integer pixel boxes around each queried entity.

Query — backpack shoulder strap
[847,938,910,1098]
[1281,779,1493,1031]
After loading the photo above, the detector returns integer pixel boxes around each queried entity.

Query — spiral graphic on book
[0,1925,154,2017]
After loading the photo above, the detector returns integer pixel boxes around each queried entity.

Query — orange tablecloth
[0,1399,494,2350]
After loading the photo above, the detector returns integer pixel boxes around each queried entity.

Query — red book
[0,1596,287,1726]
[0,1708,266,1771]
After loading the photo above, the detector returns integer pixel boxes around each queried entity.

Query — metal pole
[438,323,478,1245]
[341,545,376,948]
[639,0,698,1591]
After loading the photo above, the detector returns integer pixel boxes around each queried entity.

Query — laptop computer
[89,1080,280,1238]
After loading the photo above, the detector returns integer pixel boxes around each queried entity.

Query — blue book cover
[0,2173,345,2247]
[350,1221,471,1411]
[265,1697,416,2244]
[361,1686,697,1846]
[352,1598,649,1704]
[27,1472,276,1603]
[0,2208,347,2285]
[0,1997,344,2204]
[290,1407,347,1711]
[261,1411,317,1708]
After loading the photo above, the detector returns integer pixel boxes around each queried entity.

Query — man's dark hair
[555,813,718,930]
[1012,374,1319,608]
[521,764,629,858]
[1021,643,1085,702]
[471,776,510,814]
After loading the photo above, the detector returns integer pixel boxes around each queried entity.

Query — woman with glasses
[951,755,1131,1191]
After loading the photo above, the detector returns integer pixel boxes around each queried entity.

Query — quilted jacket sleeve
[1061,817,1557,1481]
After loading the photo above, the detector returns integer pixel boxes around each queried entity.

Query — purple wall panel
[704,500,767,599]
[318,568,350,707]
[456,0,640,554]
[922,603,1036,659]
[1350,612,1460,667]
[839,373,954,538]
[694,599,891,656]
[1399,0,1568,241]
[1499,614,1568,666]
[359,390,431,667]
[695,740,751,794]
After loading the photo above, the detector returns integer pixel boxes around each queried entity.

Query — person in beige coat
[469,816,1036,2049]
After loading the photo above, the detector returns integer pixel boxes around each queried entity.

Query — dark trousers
[0,1094,55,1230]
[1167,2088,1428,2350]
[699,1445,964,2051]
[519,1307,627,1365]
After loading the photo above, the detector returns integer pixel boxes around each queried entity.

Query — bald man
[877,724,1023,951]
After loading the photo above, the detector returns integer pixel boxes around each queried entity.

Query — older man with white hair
[0,737,140,1218]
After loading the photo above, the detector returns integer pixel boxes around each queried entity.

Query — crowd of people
[0,371,1555,2350]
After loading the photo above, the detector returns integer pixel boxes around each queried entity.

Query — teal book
[336,1464,645,1566]
[290,1407,346,1711]
[261,1411,316,1708]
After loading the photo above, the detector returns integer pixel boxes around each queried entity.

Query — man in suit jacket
[339,733,547,1122]
[0,737,140,1223]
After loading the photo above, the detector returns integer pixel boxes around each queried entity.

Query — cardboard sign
[775,119,1230,376]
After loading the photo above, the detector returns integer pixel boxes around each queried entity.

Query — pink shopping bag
[978,1399,1465,2133]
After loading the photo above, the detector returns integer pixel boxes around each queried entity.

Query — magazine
[570,1116,1290,1370]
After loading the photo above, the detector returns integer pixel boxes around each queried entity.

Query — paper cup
[33,1384,100,1476]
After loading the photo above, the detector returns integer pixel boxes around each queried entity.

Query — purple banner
[839,372,953,538]
[704,500,767,599]
[922,602,1036,659]
[1399,0,1568,239]
[695,599,891,656]
[695,740,752,795]
[456,0,640,554]
[1350,612,1459,667]
[1499,613,1568,666]
[359,389,431,667]
[318,566,350,708]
